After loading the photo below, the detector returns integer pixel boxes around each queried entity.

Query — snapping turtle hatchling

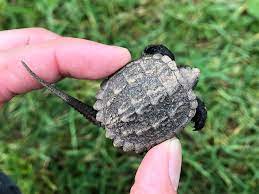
[22,45,207,153]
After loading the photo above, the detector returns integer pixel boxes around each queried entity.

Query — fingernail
[112,46,131,61]
[168,137,182,191]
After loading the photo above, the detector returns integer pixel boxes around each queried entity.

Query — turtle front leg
[191,98,207,131]
[143,44,175,61]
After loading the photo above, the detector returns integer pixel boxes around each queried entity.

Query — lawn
[0,0,258,193]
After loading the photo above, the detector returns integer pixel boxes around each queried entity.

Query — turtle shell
[93,54,198,153]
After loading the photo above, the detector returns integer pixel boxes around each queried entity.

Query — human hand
[0,28,182,194]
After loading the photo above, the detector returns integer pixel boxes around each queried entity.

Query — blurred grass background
[0,0,258,193]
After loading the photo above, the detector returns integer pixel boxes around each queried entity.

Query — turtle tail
[21,61,101,127]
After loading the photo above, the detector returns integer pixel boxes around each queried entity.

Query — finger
[0,37,131,104]
[130,138,182,194]
[0,28,60,51]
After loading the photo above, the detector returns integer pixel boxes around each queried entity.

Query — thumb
[130,138,182,194]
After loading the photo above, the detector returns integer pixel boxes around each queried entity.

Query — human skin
[0,28,182,194]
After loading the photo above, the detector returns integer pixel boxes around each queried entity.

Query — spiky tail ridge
[21,61,100,126]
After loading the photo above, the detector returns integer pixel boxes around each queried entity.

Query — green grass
[0,0,258,193]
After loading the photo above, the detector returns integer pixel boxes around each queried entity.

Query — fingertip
[112,46,132,63]
[91,44,132,78]
[116,46,132,66]
[102,45,132,76]
[131,139,181,194]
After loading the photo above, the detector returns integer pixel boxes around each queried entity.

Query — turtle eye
[143,44,175,61]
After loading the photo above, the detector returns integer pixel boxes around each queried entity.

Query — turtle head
[179,67,200,89]
[143,44,175,61]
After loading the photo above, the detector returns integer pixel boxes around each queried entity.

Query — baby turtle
[22,45,207,153]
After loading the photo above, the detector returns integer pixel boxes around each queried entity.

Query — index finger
[0,37,131,105]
